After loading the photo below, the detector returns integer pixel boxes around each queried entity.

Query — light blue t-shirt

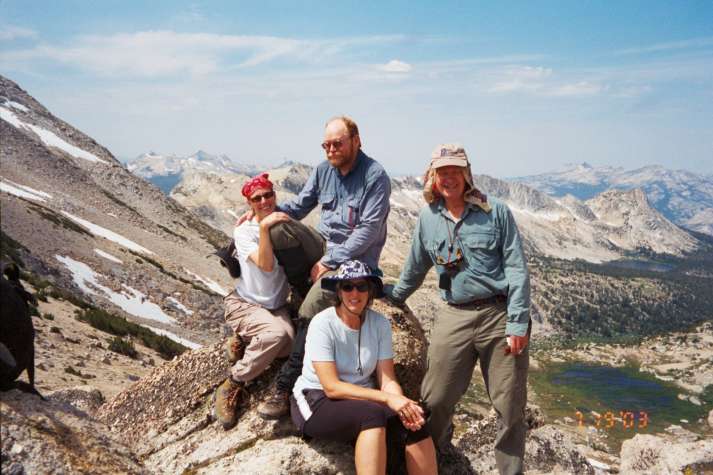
[293,306,394,420]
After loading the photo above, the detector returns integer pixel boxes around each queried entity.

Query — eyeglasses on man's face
[249,190,275,203]
[321,134,351,151]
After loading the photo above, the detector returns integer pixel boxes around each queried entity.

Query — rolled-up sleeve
[500,205,531,336]
[321,172,391,268]
[390,212,433,303]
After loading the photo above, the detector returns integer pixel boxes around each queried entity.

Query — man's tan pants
[223,291,295,382]
[421,300,529,475]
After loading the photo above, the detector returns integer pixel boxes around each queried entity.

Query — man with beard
[257,116,392,419]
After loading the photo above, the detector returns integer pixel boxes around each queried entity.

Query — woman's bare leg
[405,436,438,475]
[355,427,387,475]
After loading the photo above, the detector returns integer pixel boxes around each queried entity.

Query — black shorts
[290,390,430,445]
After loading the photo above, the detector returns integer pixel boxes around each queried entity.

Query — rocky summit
[1,300,603,474]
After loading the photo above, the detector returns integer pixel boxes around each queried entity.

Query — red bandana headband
[241,173,273,198]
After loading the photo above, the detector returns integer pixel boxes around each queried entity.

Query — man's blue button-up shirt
[279,150,391,271]
[391,198,531,336]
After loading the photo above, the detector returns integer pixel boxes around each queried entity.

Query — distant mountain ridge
[512,163,713,236]
[165,162,700,265]
[127,150,259,193]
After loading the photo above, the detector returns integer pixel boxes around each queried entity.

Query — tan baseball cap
[430,143,469,168]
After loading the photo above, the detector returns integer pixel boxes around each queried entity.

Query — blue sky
[1,1,712,177]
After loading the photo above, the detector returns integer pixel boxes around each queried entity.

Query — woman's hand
[386,394,425,430]
[259,211,290,230]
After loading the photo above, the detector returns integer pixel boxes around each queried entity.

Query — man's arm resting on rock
[389,214,433,303]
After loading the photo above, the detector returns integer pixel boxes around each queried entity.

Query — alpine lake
[458,360,712,452]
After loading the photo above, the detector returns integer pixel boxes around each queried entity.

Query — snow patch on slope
[94,248,124,264]
[56,254,176,325]
[0,179,51,202]
[184,268,228,296]
[143,325,201,349]
[61,211,154,254]
[166,296,194,316]
[0,105,107,163]
[2,100,29,112]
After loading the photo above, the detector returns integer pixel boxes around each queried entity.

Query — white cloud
[549,81,604,97]
[489,80,540,93]
[378,59,413,73]
[2,30,406,78]
[509,66,552,79]
[0,25,37,41]
[614,36,713,56]
[488,66,552,93]
[487,66,605,97]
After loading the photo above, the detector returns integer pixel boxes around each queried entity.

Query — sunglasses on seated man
[249,190,275,203]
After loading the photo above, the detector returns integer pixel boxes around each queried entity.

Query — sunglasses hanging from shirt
[436,220,464,291]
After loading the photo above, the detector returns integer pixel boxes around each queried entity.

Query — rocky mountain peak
[2,73,231,354]
[588,188,651,216]
[587,188,698,254]
[557,194,597,222]
[1,76,121,169]
[193,149,213,160]
[513,161,713,236]
[474,174,565,214]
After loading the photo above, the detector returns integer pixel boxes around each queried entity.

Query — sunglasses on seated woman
[249,190,275,203]
[339,282,370,293]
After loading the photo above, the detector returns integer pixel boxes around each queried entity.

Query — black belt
[448,294,507,309]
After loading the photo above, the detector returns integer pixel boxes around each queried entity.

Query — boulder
[95,299,428,473]
[708,409,713,430]
[2,297,603,474]
[525,426,595,475]
[663,424,700,443]
[620,434,713,474]
[0,274,37,393]
[0,389,143,474]
[47,385,105,416]
[454,405,593,474]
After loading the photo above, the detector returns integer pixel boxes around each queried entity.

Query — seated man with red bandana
[214,173,324,430]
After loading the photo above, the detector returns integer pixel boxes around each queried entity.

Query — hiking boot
[257,389,290,419]
[214,377,245,430]
[225,335,245,364]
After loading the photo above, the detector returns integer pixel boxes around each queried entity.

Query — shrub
[108,336,138,359]
[48,287,92,309]
[76,307,187,360]
[36,289,48,302]
[42,313,55,320]
[64,366,82,376]
[64,366,94,379]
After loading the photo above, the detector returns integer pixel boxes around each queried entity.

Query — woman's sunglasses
[249,190,275,203]
[339,282,370,293]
